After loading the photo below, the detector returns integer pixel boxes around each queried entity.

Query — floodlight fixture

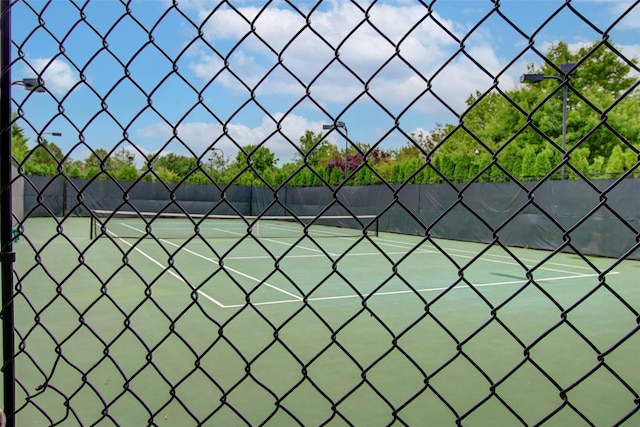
[12,77,46,93]
[520,74,546,83]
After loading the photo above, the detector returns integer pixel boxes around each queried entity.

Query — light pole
[209,147,225,174]
[520,63,575,180]
[42,132,62,137]
[322,121,348,179]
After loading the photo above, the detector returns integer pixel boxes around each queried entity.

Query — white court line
[106,230,227,307]
[259,237,338,257]
[379,237,607,271]
[171,223,339,257]
[112,222,618,310]
[117,223,303,305]
[222,239,586,276]
[155,226,598,277]
[120,221,335,256]
[221,272,614,309]
[223,249,435,261]
[374,239,615,276]
[120,219,372,258]
[160,239,303,301]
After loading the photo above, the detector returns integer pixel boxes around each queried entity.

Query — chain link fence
[2,1,639,426]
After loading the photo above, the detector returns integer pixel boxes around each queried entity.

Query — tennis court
[10,216,639,426]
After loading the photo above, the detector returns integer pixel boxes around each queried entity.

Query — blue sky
[11,0,640,166]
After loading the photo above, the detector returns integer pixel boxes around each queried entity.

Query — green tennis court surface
[10,217,640,425]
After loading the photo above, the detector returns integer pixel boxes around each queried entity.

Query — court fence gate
[1,1,639,426]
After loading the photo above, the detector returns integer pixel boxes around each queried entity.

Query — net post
[89,213,95,240]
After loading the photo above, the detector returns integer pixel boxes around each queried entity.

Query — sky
[10,0,640,166]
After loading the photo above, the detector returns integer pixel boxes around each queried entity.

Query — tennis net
[90,210,379,240]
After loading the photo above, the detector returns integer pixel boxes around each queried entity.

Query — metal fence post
[0,1,16,425]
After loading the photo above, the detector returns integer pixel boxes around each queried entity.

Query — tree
[605,145,626,178]
[294,130,332,167]
[11,122,30,163]
[589,156,606,177]
[24,139,66,176]
[233,145,277,174]
[116,165,139,181]
[527,41,638,162]
[389,162,402,184]
[437,153,456,180]
[422,40,639,185]
[207,149,227,176]
[185,171,210,185]
[452,156,470,183]
[154,167,180,184]
[411,124,453,154]
[402,158,424,183]
[520,146,537,180]
[329,167,343,186]
[393,142,422,162]
[534,149,553,179]
[64,161,83,179]
[12,39,637,188]
[218,145,279,186]
[110,148,138,180]
[538,41,636,98]
[568,147,590,179]
[85,166,101,179]
[499,143,523,179]
[152,152,197,177]
[622,149,639,177]
[84,148,111,173]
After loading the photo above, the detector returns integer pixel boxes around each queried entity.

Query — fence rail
[2,1,639,426]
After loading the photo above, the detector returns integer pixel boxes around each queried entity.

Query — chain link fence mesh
[2,1,639,425]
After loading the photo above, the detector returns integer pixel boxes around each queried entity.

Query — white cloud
[135,112,325,164]
[29,58,77,94]
[188,54,224,81]
[608,0,640,30]
[536,38,640,67]
[619,44,640,61]
[141,1,521,159]
[186,2,493,113]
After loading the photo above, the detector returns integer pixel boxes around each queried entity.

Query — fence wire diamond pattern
[2,1,639,426]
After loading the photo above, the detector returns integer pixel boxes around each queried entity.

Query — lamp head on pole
[520,63,576,84]
[12,78,46,93]
[322,121,347,130]
[559,63,576,74]
[520,74,546,84]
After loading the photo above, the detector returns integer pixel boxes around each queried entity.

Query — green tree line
[13,41,639,187]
